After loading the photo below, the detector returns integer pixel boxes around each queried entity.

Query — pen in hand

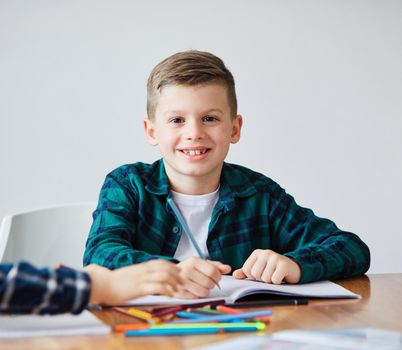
[167,198,223,290]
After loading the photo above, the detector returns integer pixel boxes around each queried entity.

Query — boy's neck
[170,182,219,195]
[164,166,222,195]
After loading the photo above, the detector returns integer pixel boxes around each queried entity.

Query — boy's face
[144,83,242,193]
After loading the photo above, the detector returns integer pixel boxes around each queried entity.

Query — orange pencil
[216,305,243,314]
[114,323,150,332]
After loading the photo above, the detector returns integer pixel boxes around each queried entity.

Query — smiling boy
[83,50,370,298]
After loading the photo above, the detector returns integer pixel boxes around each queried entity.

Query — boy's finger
[210,261,232,273]
[232,268,247,279]
[181,278,211,297]
[194,260,222,283]
[173,289,199,299]
[271,266,286,285]
[242,254,258,279]
[250,256,267,280]
[142,282,176,297]
[187,268,218,289]
[147,270,183,288]
[261,261,276,283]
[261,256,277,283]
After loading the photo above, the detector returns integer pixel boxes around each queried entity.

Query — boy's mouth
[181,149,207,155]
[178,147,210,157]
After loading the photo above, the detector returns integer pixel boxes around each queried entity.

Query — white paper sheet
[193,328,402,350]
[0,310,110,338]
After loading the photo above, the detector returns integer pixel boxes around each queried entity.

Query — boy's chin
[179,168,212,177]
[174,164,219,177]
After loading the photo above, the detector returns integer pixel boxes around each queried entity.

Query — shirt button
[172,226,179,234]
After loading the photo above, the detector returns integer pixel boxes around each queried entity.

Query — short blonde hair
[147,50,237,120]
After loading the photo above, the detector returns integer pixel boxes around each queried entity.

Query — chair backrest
[0,203,96,269]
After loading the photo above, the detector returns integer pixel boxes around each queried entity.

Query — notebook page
[220,276,360,300]
[121,275,358,306]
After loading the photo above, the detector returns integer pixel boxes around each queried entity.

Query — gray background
[1,0,401,273]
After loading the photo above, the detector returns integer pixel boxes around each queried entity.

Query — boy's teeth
[183,150,205,155]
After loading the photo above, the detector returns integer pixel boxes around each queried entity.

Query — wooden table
[1,273,401,350]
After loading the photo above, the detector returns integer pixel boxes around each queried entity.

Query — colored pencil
[126,328,220,336]
[216,305,243,314]
[151,299,226,317]
[114,323,150,332]
[119,321,264,330]
[124,322,266,336]
[176,311,217,319]
[170,310,272,324]
[113,307,160,323]
[188,308,224,315]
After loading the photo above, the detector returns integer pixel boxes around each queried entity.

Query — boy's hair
[147,50,237,120]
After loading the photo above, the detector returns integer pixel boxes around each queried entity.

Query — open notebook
[0,310,110,338]
[117,275,360,306]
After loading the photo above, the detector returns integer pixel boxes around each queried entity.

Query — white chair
[0,203,96,269]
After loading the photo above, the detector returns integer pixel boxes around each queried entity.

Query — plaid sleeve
[0,261,90,315]
[268,184,371,283]
[83,170,176,269]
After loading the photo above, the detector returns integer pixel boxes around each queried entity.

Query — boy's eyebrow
[203,108,224,115]
[163,110,184,116]
[164,108,225,116]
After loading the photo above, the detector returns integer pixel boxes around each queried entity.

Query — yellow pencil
[114,307,160,323]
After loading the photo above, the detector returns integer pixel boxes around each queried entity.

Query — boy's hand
[85,260,183,305]
[233,249,301,284]
[174,257,231,298]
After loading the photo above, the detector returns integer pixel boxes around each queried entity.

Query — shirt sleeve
[0,261,90,315]
[83,171,176,269]
[268,184,370,283]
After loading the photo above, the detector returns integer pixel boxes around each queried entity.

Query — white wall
[1,0,401,273]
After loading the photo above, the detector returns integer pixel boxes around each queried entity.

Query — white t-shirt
[172,188,219,261]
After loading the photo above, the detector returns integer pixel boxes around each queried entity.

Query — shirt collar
[145,159,171,196]
[217,163,258,213]
[145,160,257,211]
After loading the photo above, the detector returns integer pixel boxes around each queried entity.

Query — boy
[0,259,181,314]
[84,50,370,299]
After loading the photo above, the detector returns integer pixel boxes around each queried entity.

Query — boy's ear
[230,115,243,144]
[143,118,158,146]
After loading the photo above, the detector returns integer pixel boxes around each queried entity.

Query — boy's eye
[203,115,218,122]
[170,117,184,124]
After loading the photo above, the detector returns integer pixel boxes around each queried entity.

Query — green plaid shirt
[83,159,370,283]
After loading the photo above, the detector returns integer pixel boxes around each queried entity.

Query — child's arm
[257,183,371,283]
[83,168,177,269]
[0,261,91,314]
[0,260,182,314]
[84,260,183,305]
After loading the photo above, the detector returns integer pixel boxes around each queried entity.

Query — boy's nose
[184,120,204,140]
